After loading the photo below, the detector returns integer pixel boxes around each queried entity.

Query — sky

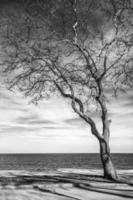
[0,86,133,153]
[0,0,133,153]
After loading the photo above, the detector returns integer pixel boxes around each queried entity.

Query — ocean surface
[0,154,132,171]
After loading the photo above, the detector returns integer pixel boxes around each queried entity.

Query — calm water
[0,154,132,171]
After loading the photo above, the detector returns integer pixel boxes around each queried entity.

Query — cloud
[64,114,99,127]
[0,84,133,152]
[65,117,83,125]
[0,125,35,134]
[41,126,76,130]
[16,115,55,125]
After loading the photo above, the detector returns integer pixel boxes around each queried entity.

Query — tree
[1,0,133,180]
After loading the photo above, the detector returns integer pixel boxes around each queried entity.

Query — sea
[0,154,132,171]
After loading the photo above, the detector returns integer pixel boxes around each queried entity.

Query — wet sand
[0,169,133,200]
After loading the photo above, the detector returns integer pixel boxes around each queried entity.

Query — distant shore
[0,169,133,200]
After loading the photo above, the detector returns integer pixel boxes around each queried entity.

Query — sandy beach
[0,169,133,200]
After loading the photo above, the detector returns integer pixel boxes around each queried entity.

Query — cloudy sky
[0,0,133,153]
[0,85,133,153]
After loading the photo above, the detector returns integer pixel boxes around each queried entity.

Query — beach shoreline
[0,169,133,200]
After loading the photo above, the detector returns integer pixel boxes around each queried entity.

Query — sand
[0,169,133,200]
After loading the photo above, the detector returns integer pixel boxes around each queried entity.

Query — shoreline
[0,169,133,199]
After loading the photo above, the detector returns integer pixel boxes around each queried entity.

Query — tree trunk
[98,95,118,180]
[99,139,118,180]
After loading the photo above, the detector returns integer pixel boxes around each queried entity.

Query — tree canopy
[1,0,133,100]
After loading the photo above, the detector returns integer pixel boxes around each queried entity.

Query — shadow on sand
[0,170,133,200]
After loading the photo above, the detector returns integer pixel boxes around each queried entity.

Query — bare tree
[1,0,133,180]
